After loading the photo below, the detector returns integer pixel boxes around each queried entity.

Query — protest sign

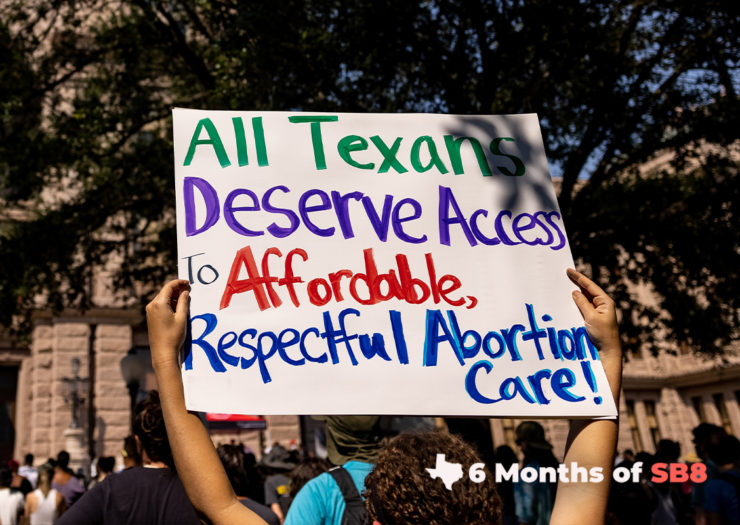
[172,109,617,417]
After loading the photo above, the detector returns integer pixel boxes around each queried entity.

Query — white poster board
[172,109,617,417]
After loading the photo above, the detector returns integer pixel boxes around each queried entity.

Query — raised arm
[147,279,267,525]
[549,269,623,525]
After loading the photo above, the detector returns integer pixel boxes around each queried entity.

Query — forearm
[146,279,265,524]
[270,503,284,522]
[154,355,265,525]
[551,341,622,525]
[565,340,622,454]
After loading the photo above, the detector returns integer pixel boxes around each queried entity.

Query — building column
[94,324,133,458]
[701,394,722,427]
[724,388,740,437]
[633,400,655,454]
[51,322,91,467]
[13,357,32,461]
[490,419,506,451]
[30,323,54,461]
[616,395,635,452]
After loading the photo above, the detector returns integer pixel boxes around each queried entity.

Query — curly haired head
[132,390,173,467]
[364,431,502,525]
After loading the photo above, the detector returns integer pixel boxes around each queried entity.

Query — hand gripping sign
[173,109,617,418]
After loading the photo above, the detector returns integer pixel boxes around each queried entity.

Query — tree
[0,0,737,354]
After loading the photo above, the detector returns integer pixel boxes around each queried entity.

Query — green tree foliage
[0,0,737,353]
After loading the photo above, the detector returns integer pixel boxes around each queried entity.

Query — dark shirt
[264,473,292,517]
[56,467,201,525]
[705,469,740,525]
[240,497,281,525]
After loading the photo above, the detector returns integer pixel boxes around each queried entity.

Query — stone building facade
[3,307,302,471]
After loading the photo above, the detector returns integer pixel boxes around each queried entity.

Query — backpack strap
[329,466,367,525]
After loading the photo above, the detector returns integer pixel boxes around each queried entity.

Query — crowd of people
[605,425,740,525]
[1,419,739,524]
[0,450,83,524]
[0,270,737,524]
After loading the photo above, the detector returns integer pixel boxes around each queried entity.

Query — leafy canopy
[0,0,737,354]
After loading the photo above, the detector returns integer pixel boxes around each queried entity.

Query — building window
[625,400,643,452]
[644,400,661,449]
[692,396,706,423]
[712,393,732,435]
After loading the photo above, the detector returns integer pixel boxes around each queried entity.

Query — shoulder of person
[104,467,165,487]
[284,475,331,524]
[340,460,375,482]
[301,470,334,494]
[342,460,374,470]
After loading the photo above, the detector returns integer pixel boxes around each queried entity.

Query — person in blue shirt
[285,416,385,525]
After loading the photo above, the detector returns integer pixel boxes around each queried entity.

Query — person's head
[323,415,387,465]
[122,435,142,468]
[494,445,518,469]
[290,457,331,497]
[515,421,556,466]
[8,459,19,473]
[217,444,249,497]
[634,451,653,463]
[515,421,551,452]
[634,452,654,480]
[655,439,680,463]
[243,451,257,468]
[56,450,70,470]
[622,449,635,461]
[97,456,115,475]
[37,463,54,489]
[364,432,501,525]
[132,390,173,467]
[692,423,724,459]
[707,434,740,469]
[24,453,34,466]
